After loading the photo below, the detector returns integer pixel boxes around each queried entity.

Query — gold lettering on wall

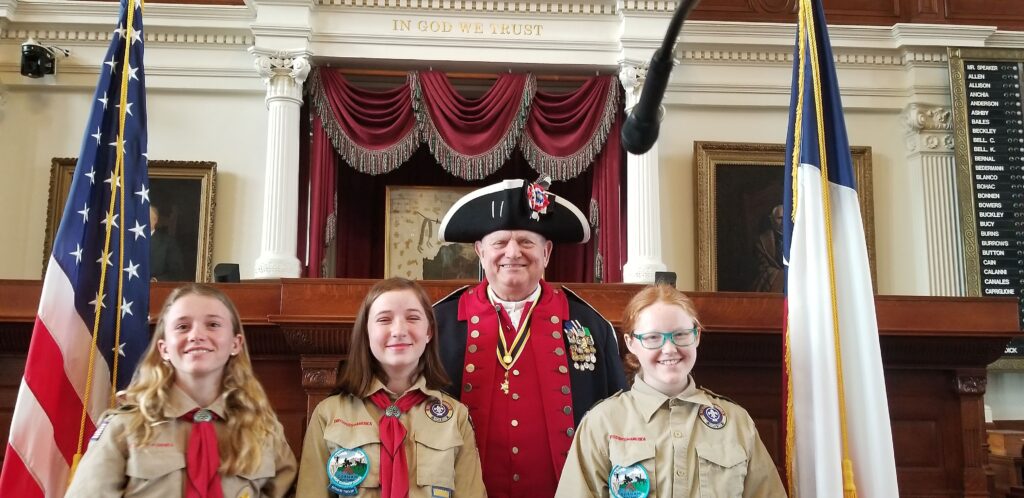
[391,18,544,36]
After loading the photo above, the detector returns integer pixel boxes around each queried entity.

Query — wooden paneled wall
[0,279,1018,497]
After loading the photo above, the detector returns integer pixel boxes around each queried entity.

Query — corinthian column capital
[251,49,311,87]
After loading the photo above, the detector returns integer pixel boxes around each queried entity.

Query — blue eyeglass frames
[630,327,700,349]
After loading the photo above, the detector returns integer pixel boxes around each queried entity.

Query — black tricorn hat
[438,179,590,244]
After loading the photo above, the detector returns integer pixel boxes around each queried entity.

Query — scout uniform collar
[163,384,229,421]
[366,375,447,403]
[630,374,710,423]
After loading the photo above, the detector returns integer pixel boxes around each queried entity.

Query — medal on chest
[493,295,538,395]
[565,319,597,371]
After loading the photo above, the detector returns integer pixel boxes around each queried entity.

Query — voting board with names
[950,48,1024,354]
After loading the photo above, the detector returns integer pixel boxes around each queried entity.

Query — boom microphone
[620,0,702,155]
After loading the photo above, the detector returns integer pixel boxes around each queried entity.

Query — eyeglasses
[630,328,699,349]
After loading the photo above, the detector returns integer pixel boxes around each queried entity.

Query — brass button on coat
[464,383,473,392]
[470,330,480,338]
[468,344,478,353]
[466,364,476,373]
[558,366,568,374]
[563,406,572,415]
[550,316,560,324]
[566,428,575,437]
[560,386,570,395]
[471,316,480,324]
[554,347,564,356]
[552,331,562,339]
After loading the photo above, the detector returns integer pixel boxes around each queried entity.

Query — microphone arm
[620,0,702,155]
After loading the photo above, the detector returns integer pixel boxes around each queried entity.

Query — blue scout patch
[426,399,454,423]
[699,404,727,430]
[608,464,650,498]
[327,447,369,496]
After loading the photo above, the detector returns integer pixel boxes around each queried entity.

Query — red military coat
[434,280,627,498]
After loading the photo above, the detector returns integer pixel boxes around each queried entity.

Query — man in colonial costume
[433,178,627,498]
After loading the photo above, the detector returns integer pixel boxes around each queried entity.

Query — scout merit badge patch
[565,320,597,371]
[699,404,727,430]
[426,398,454,423]
[327,447,370,496]
[608,464,651,498]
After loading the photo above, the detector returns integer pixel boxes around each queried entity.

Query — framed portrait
[694,141,876,292]
[43,158,217,282]
[384,185,479,280]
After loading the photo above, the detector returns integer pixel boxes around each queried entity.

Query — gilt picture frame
[694,141,876,292]
[43,158,217,282]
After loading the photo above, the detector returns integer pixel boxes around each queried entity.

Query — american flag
[781,0,899,496]
[0,0,150,495]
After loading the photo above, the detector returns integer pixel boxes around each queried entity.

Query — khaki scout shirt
[555,375,786,498]
[65,385,297,498]
[297,376,486,498]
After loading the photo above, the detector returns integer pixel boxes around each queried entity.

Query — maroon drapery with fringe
[303,68,625,282]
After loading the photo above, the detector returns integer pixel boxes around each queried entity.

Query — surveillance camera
[21,38,68,79]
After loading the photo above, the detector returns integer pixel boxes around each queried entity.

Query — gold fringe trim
[307,68,421,176]
[414,72,536,180]
[520,78,620,181]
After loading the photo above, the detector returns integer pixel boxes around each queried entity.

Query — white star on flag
[113,342,127,358]
[128,221,147,240]
[89,292,107,311]
[70,244,83,265]
[104,55,118,73]
[117,101,134,116]
[109,137,126,151]
[85,167,96,184]
[124,260,140,280]
[113,24,126,39]
[96,250,112,268]
[98,92,108,110]
[104,171,122,188]
[121,298,133,318]
[135,185,150,204]
[91,127,102,145]
[77,203,90,223]
[129,27,143,44]
[100,212,119,229]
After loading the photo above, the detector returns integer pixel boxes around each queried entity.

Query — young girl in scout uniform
[555,285,786,498]
[297,278,486,498]
[66,284,297,498]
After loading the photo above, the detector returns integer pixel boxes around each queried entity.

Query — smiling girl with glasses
[555,284,786,497]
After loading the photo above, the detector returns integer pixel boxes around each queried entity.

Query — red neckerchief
[368,389,429,498]
[182,408,223,498]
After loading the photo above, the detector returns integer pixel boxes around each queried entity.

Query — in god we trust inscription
[950,48,1024,350]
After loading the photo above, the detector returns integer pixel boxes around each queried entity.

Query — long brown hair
[336,278,451,396]
[119,284,279,475]
[620,284,702,379]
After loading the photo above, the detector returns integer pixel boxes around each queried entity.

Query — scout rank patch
[327,447,370,496]
[431,486,453,497]
[565,319,597,371]
[426,398,454,423]
[608,464,650,498]
[699,404,727,430]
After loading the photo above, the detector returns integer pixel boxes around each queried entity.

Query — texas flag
[781,0,899,496]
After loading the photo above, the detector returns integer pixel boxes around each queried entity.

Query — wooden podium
[0,279,1018,497]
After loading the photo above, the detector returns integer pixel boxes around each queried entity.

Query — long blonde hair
[119,284,278,475]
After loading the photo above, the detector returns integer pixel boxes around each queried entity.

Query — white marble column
[903,103,965,296]
[251,49,310,279]
[619,61,667,283]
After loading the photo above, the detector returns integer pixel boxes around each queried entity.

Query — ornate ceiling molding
[317,0,616,15]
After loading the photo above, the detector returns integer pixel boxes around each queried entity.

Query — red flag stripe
[0,444,45,498]
[5,379,68,497]
[23,319,98,463]
[37,260,113,418]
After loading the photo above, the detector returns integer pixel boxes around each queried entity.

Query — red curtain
[304,68,627,282]
[304,115,337,277]
[416,71,533,180]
